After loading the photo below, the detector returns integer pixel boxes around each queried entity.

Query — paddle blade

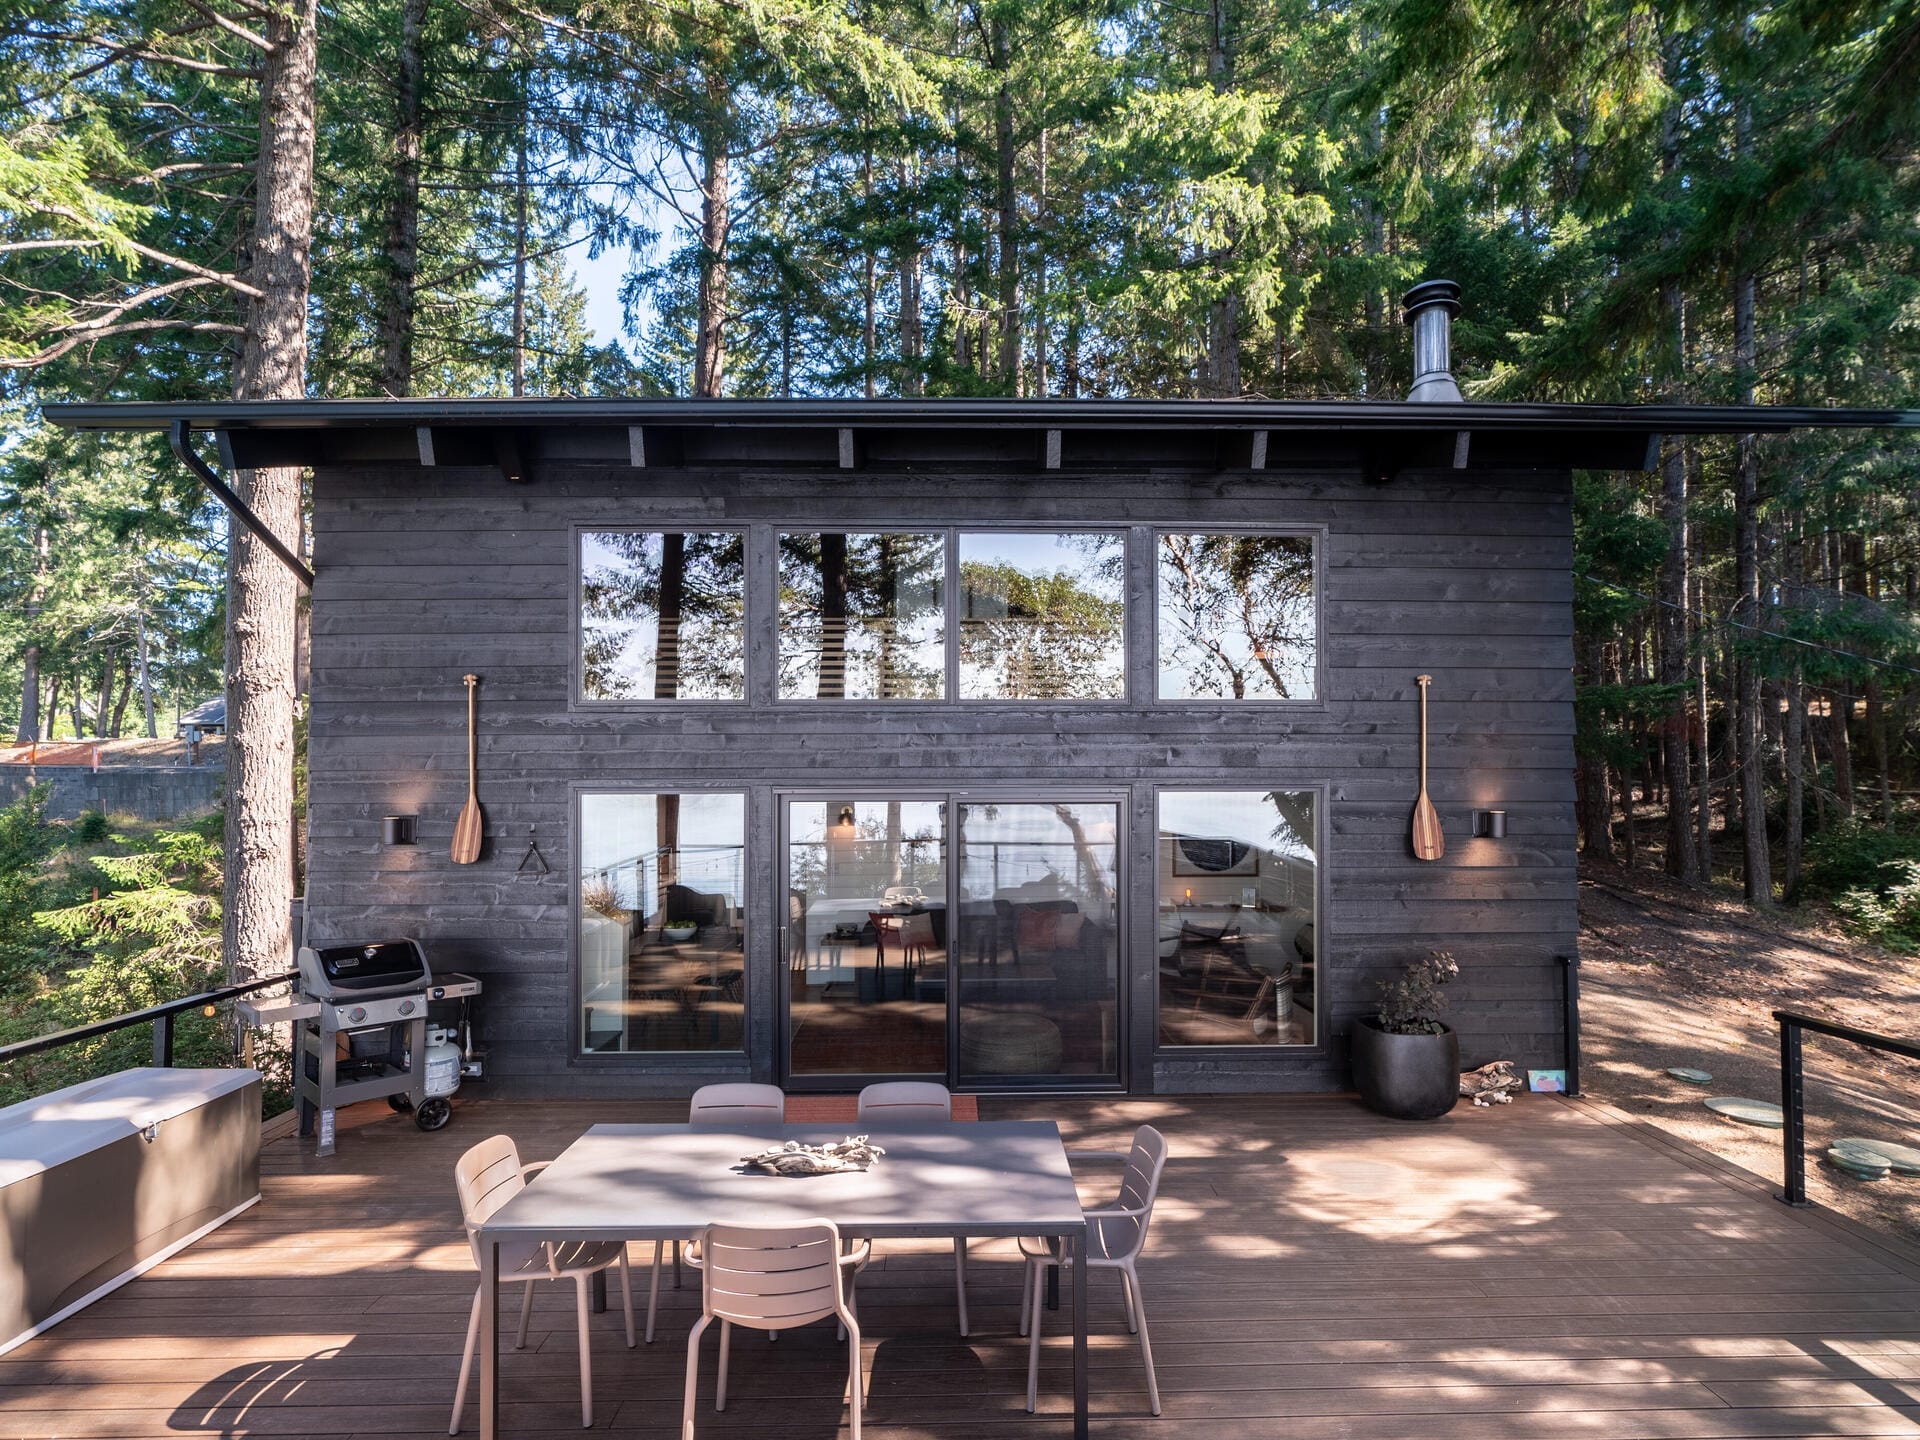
[1411,793,1444,861]
[451,796,484,865]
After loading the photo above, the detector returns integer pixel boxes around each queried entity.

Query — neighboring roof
[43,396,1920,476]
[179,697,224,729]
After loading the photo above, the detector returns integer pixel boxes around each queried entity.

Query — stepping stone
[1827,1144,1892,1180]
[1835,1136,1920,1176]
[1704,1096,1785,1128]
[1666,1067,1714,1085]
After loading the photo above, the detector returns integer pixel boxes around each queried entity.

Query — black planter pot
[1350,1017,1460,1120]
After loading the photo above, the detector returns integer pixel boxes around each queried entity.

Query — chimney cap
[1403,278,1462,325]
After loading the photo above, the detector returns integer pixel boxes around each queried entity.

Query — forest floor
[1579,856,1920,1243]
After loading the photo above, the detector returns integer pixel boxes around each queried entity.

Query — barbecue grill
[239,939,481,1157]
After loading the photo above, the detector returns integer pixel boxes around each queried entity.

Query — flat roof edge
[39,396,1920,435]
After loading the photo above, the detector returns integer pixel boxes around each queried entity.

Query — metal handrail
[0,970,299,1070]
[1773,1009,1920,1206]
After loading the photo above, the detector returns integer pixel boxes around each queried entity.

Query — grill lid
[298,939,430,998]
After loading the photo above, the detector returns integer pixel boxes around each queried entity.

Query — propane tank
[423,1025,463,1101]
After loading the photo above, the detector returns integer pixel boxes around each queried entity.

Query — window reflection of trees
[959,534,1125,699]
[778,533,945,699]
[581,531,746,699]
[1158,534,1315,699]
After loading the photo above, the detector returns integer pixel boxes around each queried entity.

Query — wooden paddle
[451,673,484,865]
[1411,673,1444,861]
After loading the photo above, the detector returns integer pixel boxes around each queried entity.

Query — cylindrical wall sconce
[1474,809,1507,839]
[382,815,418,846]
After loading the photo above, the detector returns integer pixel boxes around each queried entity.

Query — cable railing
[0,970,298,1073]
[1772,1009,1920,1207]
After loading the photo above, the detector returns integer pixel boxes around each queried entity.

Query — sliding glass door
[953,801,1120,1083]
[781,792,1122,1088]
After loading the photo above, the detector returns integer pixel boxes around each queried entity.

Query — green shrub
[1831,863,1920,952]
[72,810,110,844]
[1801,819,1920,901]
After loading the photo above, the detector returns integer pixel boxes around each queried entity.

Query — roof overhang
[42,397,1920,479]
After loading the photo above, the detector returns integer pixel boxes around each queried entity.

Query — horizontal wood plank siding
[306,461,1576,1096]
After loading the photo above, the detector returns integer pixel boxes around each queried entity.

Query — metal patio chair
[671,1084,792,1339]
[857,1081,971,1335]
[448,1134,635,1433]
[1019,1124,1169,1416]
[681,1220,871,1440]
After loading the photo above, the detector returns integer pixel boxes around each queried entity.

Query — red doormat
[784,1094,979,1122]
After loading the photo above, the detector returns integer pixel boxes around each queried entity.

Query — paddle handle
[463,674,479,795]
[1416,674,1431,791]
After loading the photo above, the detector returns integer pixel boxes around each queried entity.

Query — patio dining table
[474,1120,1091,1438]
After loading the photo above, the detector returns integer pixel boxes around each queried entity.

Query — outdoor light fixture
[1473,809,1507,840]
[382,815,418,847]
[837,805,856,828]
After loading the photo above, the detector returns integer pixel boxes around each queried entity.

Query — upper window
[778,533,945,699]
[1157,533,1316,700]
[959,532,1125,700]
[580,531,746,700]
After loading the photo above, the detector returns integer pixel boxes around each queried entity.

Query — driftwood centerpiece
[739,1136,886,1177]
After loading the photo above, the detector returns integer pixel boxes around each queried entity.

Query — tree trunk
[510,114,528,397]
[109,658,133,739]
[136,608,157,739]
[1578,639,1613,859]
[1657,436,1695,880]
[44,676,60,742]
[223,0,317,984]
[1732,261,1771,904]
[15,525,48,743]
[654,533,686,699]
[897,159,923,395]
[1695,570,1711,878]
[1828,688,1854,815]
[991,16,1020,391]
[376,0,426,395]
[861,148,877,399]
[817,533,848,700]
[93,653,113,739]
[1868,677,1892,823]
[693,112,729,399]
[1032,127,1048,397]
[1783,663,1805,899]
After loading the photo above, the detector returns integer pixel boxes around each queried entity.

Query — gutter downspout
[169,418,314,589]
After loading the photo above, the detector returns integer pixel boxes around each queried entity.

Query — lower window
[579,792,746,1053]
[1157,790,1316,1047]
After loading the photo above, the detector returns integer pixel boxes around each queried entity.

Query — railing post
[152,1012,175,1068]
[1778,1016,1808,1206]
[1559,953,1582,1097]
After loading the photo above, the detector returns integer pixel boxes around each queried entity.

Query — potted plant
[1350,951,1460,1120]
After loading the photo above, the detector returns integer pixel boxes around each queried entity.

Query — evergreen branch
[37,207,262,298]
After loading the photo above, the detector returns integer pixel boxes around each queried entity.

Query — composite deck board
[1,1095,1919,1437]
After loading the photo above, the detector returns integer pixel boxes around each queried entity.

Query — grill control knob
[398,999,416,1016]
[349,1006,367,1023]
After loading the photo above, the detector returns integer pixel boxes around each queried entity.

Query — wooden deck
[4,1093,1920,1438]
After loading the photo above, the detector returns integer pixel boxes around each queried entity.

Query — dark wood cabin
[48,391,1914,1099]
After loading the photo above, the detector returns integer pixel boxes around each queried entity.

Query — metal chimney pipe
[1403,279,1463,402]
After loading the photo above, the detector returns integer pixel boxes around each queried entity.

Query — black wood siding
[305,461,1576,1096]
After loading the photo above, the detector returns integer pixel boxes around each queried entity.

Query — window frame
[570,784,752,1062]
[572,524,752,707]
[1149,526,1327,707]
[1149,782,1329,1058]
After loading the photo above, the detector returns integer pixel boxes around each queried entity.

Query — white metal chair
[666,1084,791,1339]
[448,1135,635,1434]
[856,1081,970,1335]
[682,1221,871,1440]
[1019,1124,1169,1416]
[688,1083,786,1124]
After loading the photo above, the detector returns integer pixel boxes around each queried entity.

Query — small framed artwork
[1527,1069,1567,1093]
[1172,835,1259,878]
